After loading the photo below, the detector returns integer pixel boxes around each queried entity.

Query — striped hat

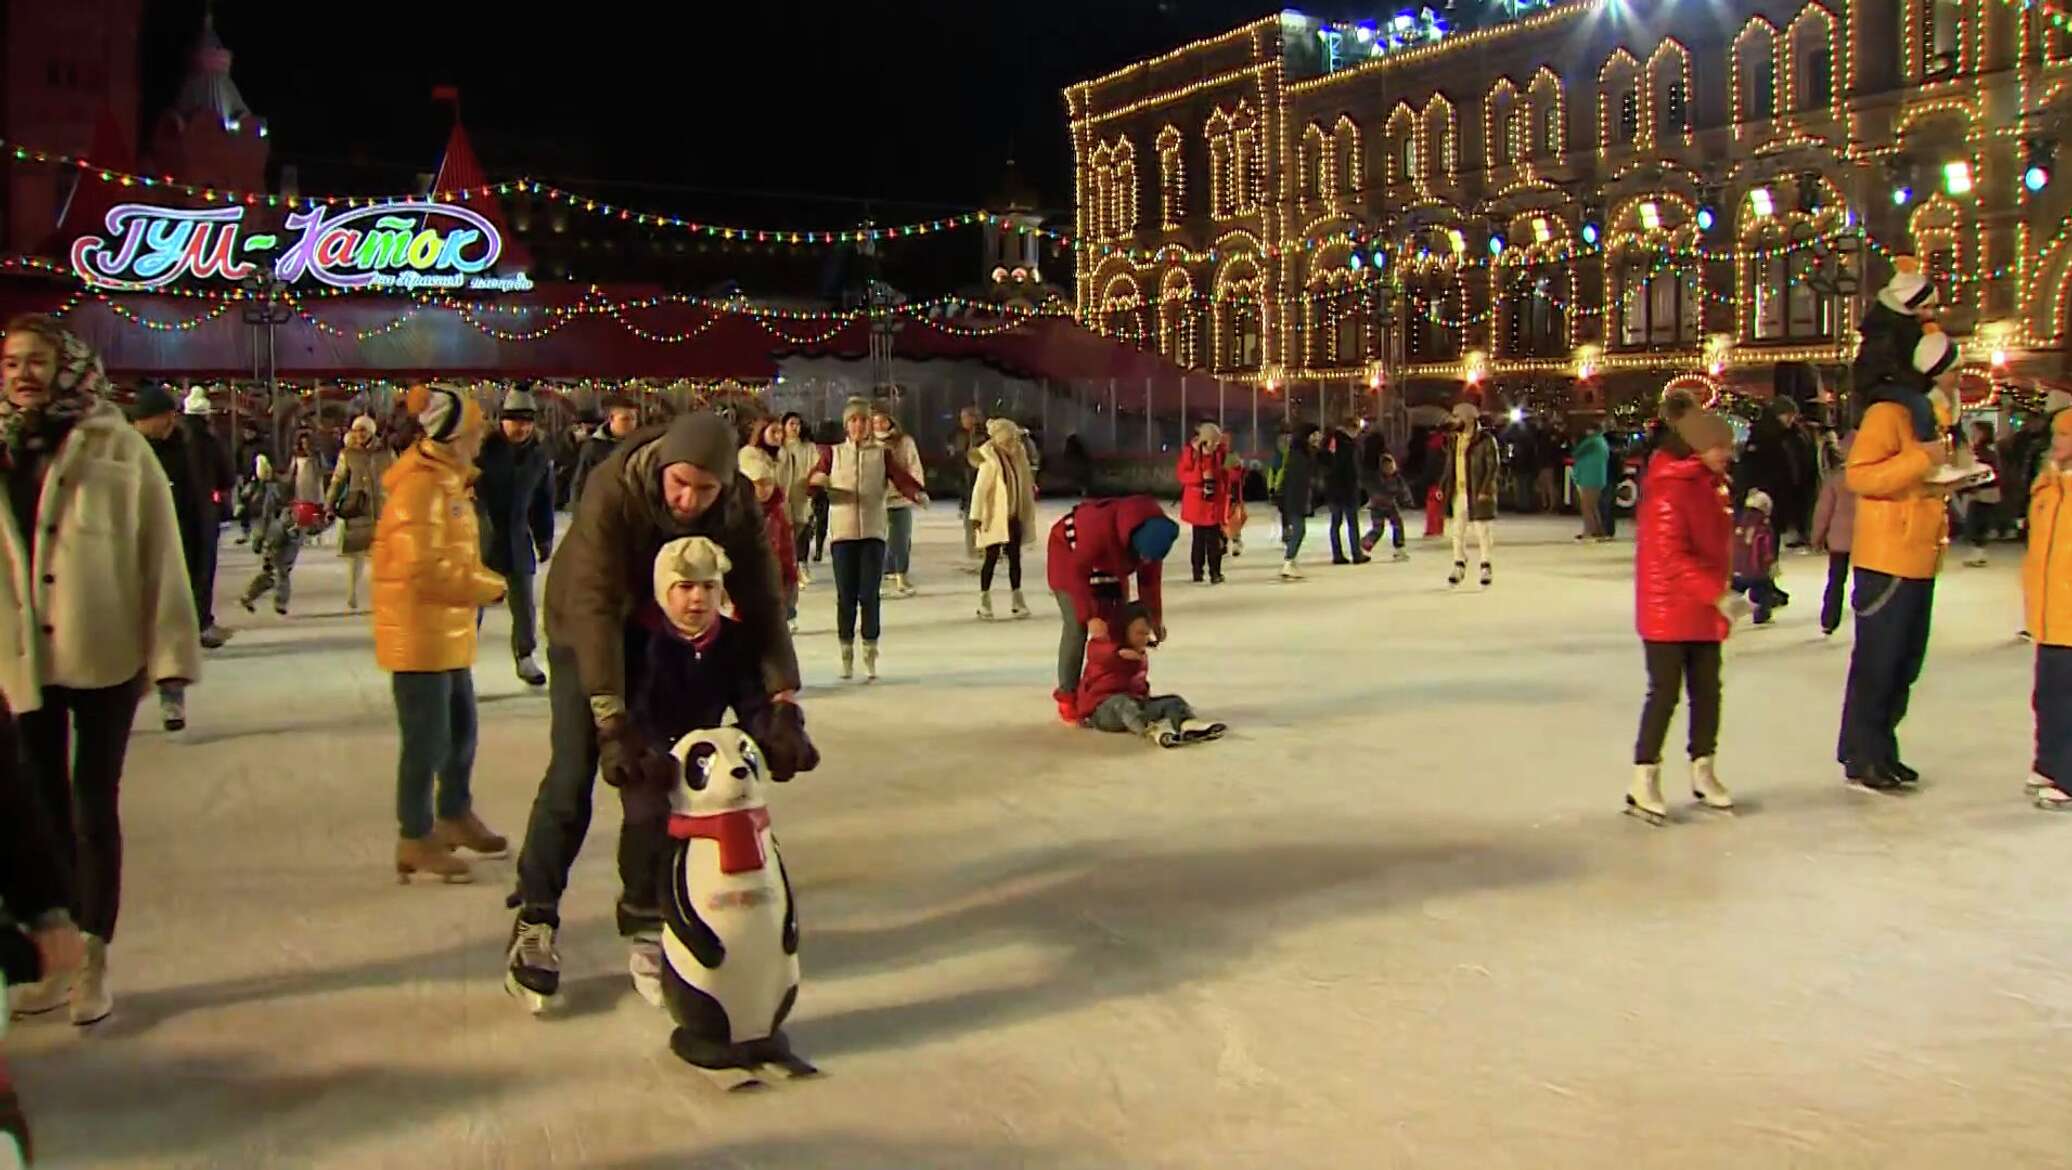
[1877,256,1939,316]
[1913,323,1957,379]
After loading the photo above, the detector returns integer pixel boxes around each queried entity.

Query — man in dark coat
[1738,397,1806,536]
[571,396,640,508]
[1323,417,1368,565]
[130,383,214,730]
[476,387,558,687]
[505,411,815,1015]
[178,386,235,648]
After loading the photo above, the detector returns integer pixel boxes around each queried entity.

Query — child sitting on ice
[1074,603,1226,748]
[1732,490,1789,625]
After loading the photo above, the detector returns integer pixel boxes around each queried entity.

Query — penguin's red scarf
[668,808,771,873]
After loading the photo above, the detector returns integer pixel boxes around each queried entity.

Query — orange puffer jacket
[371,442,507,672]
[2026,467,2072,647]
[1844,401,1944,581]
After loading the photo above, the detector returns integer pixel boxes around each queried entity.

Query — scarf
[0,329,107,461]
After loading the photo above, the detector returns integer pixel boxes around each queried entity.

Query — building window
[1404,276,1459,362]
[1749,251,1832,341]
[1334,310,1364,365]
[1924,0,1963,77]
[1615,260,1698,347]
[1799,48,1832,110]
[1503,269,1567,358]
[1661,81,1688,134]
[1227,303,1262,369]
[1751,57,1775,120]
[1617,89,1640,144]
[1156,128,1183,228]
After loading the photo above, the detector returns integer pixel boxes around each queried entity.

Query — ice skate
[787,618,799,635]
[515,654,547,687]
[1143,722,1182,748]
[2036,785,2072,810]
[1690,756,1733,810]
[1279,560,1305,582]
[1177,717,1227,743]
[838,641,854,680]
[1844,762,1906,794]
[395,836,474,883]
[69,935,111,1026]
[977,591,995,621]
[862,640,878,682]
[432,810,509,859]
[1888,759,1920,786]
[1964,550,1989,568]
[1479,562,1493,587]
[505,914,562,1014]
[894,573,918,598]
[1010,589,1030,619]
[2027,770,2056,792]
[8,972,70,1019]
[1625,764,1667,825]
[273,601,288,617]
[1391,549,1410,562]
[159,690,186,733]
[198,624,233,650]
[798,566,812,587]
[1447,560,1466,587]
[628,937,666,1009]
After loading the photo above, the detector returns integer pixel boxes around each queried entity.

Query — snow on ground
[11,503,2071,1170]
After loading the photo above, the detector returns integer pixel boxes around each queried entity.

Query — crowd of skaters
[2,246,2072,1158]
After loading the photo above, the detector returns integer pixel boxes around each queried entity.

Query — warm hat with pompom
[1877,256,1940,317]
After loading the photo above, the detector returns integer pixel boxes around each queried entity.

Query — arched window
[1735,20,1779,124]
[1646,42,1692,143]
[1487,79,1518,169]
[1156,127,1183,228]
[1402,262,1461,362]
[1529,68,1564,158]
[1747,234,1832,341]
[1503,267,1568,357]
[1615,259,1698,347]
[1619,90,1640,143]
[1921,0,1964,79]
[1790,7,1838,111]
[1298,124,1326,203]
[1386,105,1418,183]
[1112,140,1138,237]
[1333,116,1362,193]
[1422,96,1458,180]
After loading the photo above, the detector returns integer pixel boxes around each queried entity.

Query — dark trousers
[810,494,830,561]
[391,669,478,839]
[1054,588,1087,695]
[515,643,666,915]
[1964,501,1998,549]
[793,519,813,566]
[1820,551,1851,633]
[1363,506,1404,549]
[1281,507,1307,560]
[1837,569,1935,769]
[505,569,538,659]
[981,522,1023,591]
[2035,645,2072,793]
[1599,485,1618,538]
[832,538,887,642]
[1328,500,1362,560]
[193,518,220,629]
[1634,641,1722,764]
[18,678,144,941]
[1189,524,1223,581]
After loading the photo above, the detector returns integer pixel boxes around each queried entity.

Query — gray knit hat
[501,387,539,420]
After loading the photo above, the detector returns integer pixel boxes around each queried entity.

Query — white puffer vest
[825,441,889,543]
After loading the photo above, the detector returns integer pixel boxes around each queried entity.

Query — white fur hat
[182,385,213,415]
[1877,257,1939,316]
[1451,401,1480,425]
[1744,489,1773,514]
[652,535,732,609]
[1913,324,1957,379]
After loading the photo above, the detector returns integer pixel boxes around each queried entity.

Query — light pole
[238,273,292,469]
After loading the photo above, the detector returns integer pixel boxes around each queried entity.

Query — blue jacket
[1571,432,1611,491]
[475,432,556,577]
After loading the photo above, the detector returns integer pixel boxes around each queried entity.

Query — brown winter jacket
[1439,429,1502,522]
[543,414,801,718]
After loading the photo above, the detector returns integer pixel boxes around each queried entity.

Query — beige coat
[327,440,393,557]
[0,402,202,713]
[970,439,1037,548]
[777,438,818,527]
[882,433,923,511]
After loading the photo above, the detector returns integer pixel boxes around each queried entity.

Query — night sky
[136,0,1369,225]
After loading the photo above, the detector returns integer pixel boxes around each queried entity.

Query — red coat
[762,485,798,593]
[1075,636,1149,718]
[1046,495,1169,627]
[1178,441,1231,528]
[1634,450,1733,643]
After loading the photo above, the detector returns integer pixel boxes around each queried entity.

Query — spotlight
[1487,234,1506,256]
[2027,165,2050,193]
[1943,160,1973,196]
[1891,184,1913,206]
[1581,222,1600,245]
[1695,207,1716,232]
[1749,187,1775,218]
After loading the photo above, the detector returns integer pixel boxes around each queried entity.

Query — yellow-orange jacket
[1844,401,1945,580]
[371,442,506,671]
[2026,466,2072,646]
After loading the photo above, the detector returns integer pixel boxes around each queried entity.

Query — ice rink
[10,502,2069,1170]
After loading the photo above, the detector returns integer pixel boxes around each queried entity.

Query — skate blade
[1690,794,1736,814]
[1623,801,1667,826]
[768,1054,821,1080]
[1844,780,1905,796]
[504,972,559,1016]
[698,1066,771,1093]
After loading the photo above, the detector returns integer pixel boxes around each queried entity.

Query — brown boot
[432,811,509,859]
[396,837,474,884]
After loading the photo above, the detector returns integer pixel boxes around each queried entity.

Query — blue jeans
[1090,693,1195,734]
[391,669,478,839]
[1328,501,1362,560]
[1281,509,1306,560]
[832,538,887,642]
[885,506,914,575]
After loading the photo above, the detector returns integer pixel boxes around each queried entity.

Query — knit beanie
[1672,409,1735,453]
[652,535,732,609]
[652,411,739,484]
[501,387,539,419]
[183,385,213,416]
[128,383,177,419]
[1451,401,1480,426]
[1744,488,1773,514]
[350,414,378,436]
[1127,514,1180,562]
[840,397,872,424]
[1877,256,1939,316]
[1913,323,1957,379]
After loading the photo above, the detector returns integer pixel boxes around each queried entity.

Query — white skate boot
[1691,756,1734,810]
[1279,560,1305,582]
[839,641,855,680]
[628,936,666,1009]
[1625,764,1667,825]
[1142,722,1182,748]
[8,970,70,1019]
[862,640,879,682]
[505,914,562,1015]
[1010,589,1030,619]
[977,591,994,621]
[516,654,547,687]
[1177,717,1228,743]
[70,935,112,1026]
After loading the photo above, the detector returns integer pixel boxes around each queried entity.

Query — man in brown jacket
[506,411,815,1014]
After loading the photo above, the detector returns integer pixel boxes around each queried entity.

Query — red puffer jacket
[1178,441,1230,528]
[1075,635,1149,718]
[1635,450,1734,643]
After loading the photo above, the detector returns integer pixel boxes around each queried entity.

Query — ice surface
[10,506,2072,1170]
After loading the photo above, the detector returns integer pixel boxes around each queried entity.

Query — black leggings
[1189,524,1224,580]
[18,678,145,941]
[981,520,1023,590]
[1634,641,1721,765]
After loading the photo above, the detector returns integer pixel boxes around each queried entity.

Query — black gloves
[749,702,820,783]
[597,717,677,791]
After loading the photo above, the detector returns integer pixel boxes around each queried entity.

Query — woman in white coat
[872,406,924,598]
[971,417,1038,620]
[0,315,200,1026]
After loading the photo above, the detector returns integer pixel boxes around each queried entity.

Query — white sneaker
[628,938,666,1009]
[70,935,112,1026]
[839,642,855,680]
[1142,723,1181,748]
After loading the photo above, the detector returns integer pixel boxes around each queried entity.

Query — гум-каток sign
[69,201,532,293]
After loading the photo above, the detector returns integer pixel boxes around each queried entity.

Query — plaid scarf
[0,329,108,463]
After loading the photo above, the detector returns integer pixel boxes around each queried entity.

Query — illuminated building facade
[1067,0,2072,413]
